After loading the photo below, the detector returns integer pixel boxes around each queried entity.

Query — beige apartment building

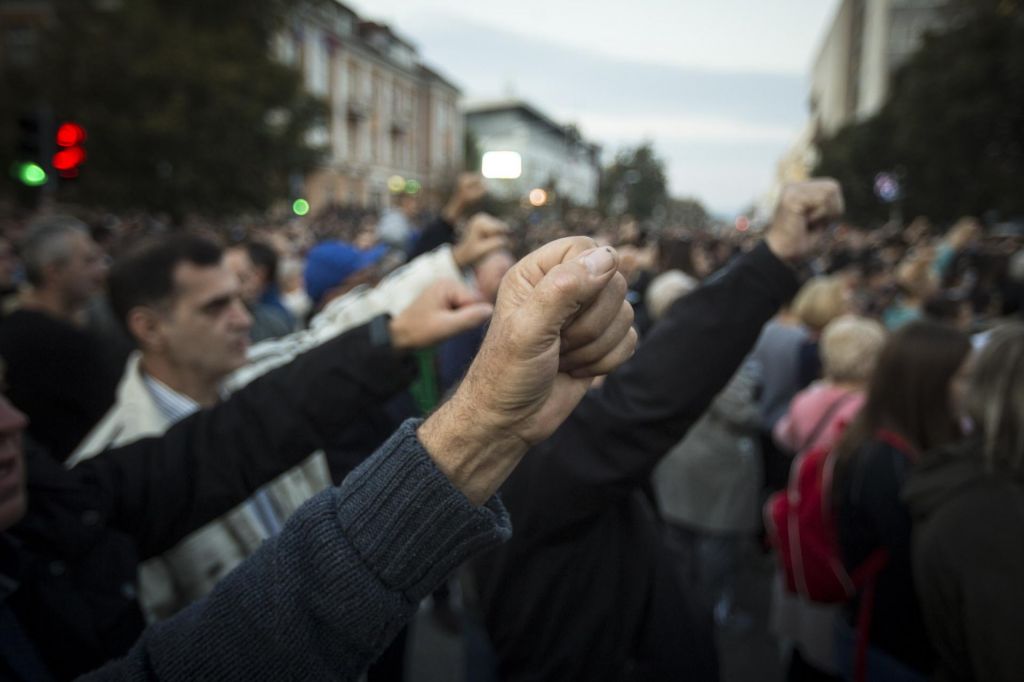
[810,0,951,138]
[278,1,463,212]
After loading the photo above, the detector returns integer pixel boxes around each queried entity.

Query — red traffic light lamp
[53,121,87,178]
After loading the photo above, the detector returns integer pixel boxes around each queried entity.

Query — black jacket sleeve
[72,318,417,559]
[523,243,800,527]
[409,215,457,261]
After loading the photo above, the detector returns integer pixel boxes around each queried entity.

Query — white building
[761,0,951,220]
[810,0,951,137]
[278,2,463,211]
[465,101,601,207]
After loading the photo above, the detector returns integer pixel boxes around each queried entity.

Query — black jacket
[0,320,415,681]
[904,439,1024,682]
[473,243,799,680]
[834,435,933,674]
[0,309,122,461]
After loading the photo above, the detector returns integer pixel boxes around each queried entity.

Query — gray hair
[820,315,887,384]
[20,215,89,287]
[965,322,1024,472]
[645,269,698,322]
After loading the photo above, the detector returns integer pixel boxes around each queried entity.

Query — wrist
[417,392,528,506]
[441,200,463,225]
[387,314,415,352]
[452,242,470,269]
[764,232,805,269]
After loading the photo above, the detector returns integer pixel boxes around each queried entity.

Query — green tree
[815,1,1024,224]
[463,129,481,172]
[665,196,710,231]
[599,142,668,221]
[3,0,327,218]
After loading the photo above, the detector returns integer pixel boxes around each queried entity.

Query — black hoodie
[903,439,1024,682]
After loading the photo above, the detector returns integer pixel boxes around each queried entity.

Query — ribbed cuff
[335,419,512,600]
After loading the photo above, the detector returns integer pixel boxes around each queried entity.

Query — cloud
[392,12,809,214]
[580,114,799,144]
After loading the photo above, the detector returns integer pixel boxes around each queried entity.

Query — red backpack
[765,429,915,682]
[764,428,913,602]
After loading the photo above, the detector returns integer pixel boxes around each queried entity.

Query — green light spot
[292,198,310,216]
[16,162,47,187]
[404,179,421,194]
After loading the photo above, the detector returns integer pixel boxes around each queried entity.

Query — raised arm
[519,180,844,525]
[76,280,495,559]
[83,237,635,681]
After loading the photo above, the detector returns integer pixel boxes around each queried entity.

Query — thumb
[525,246,619,331]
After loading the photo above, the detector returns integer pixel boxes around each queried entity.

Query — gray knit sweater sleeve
[82,419,511,681]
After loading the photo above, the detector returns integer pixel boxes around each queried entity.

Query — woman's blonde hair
[820,315,887,384]
[792,277,848,333]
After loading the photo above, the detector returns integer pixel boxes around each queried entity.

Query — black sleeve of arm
[74,318,417,559]
[527,242,800,524]
[409,216,457,260]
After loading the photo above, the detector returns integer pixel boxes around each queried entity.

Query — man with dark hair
[224,241,293,343]
[71,233,300,620]
[0,215,118,461]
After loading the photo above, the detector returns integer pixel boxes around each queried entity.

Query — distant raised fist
[766,179,845,263]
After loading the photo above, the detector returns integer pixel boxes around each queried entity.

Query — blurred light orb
[528,188,547,207]
[16,162,47,187]
[482,151,522,179]
[387,175,406,193]
[292,198,311,216]
[404,179,421,194]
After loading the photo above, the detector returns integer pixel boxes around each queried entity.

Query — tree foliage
[665,197,711,231]
[599,142,668,221]
[2,0,327,217]
[814,1,1024,224]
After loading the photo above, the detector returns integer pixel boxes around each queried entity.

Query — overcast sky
[346,0,842,215]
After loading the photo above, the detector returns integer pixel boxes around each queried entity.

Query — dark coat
[0,320,414,681]
[834,435,933,673]
[473,243,799,680]
[904,440,1024,682]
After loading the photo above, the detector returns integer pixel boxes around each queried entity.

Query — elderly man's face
[57,231,107,306]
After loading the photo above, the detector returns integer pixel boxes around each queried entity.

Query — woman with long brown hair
[831,320,971,680]
[905,323,1024,682]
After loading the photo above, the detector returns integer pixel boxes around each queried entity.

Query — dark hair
[923,292,968,326]
[657,237,699,278]
[108,234,223,333]
[834,320,971,467]
[19,215,89,287]
[246,241,279,287]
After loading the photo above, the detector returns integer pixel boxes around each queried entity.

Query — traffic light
[53,121,86,178]
[13,113,49,187]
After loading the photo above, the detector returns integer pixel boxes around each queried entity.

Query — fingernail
[582,247,615,275]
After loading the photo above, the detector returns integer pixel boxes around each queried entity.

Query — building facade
[278,2,463,212]
[810,0,951,138]
[465,101,601,207]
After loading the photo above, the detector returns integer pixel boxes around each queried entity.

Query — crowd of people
[0,174,1022,682]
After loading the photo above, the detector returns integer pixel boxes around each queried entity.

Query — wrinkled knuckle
[548,269,582,300]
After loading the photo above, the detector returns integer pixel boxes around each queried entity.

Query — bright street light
[482,151,522,179]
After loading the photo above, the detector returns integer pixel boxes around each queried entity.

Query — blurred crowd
[0,174,1022,682]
